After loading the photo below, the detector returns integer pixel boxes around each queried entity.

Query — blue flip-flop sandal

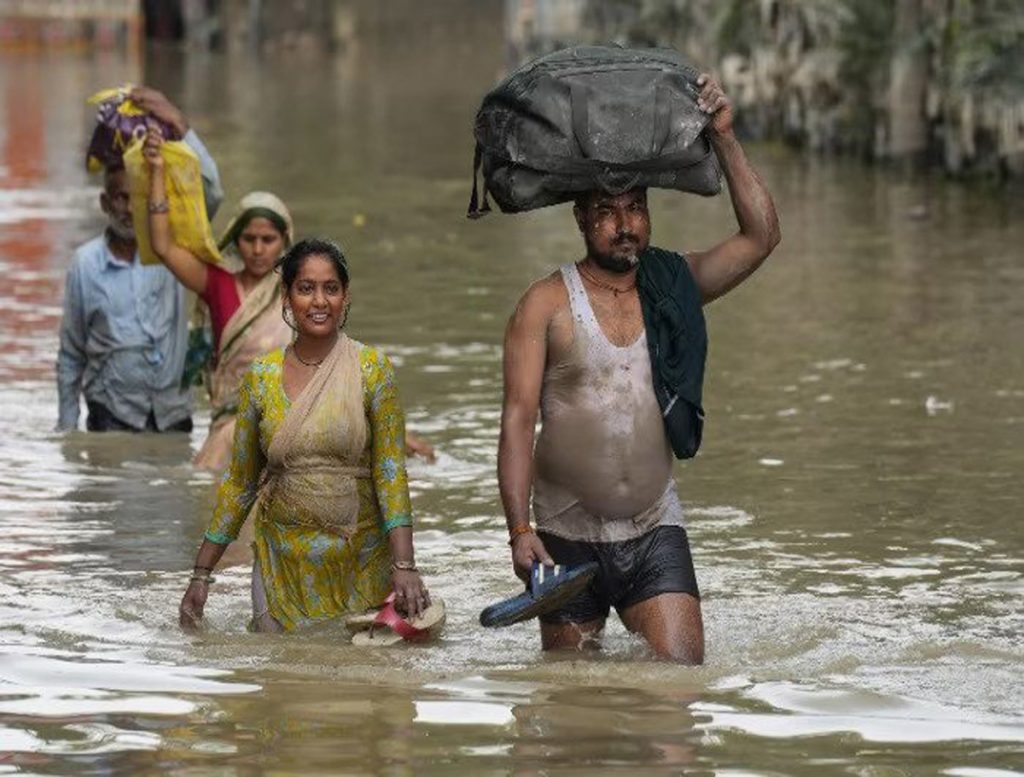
[479,561,599,628]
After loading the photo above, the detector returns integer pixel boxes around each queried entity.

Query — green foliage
[712,0,759,57]
[834,0,895,154]
[836,0,894,89]
[951,1,1024,99]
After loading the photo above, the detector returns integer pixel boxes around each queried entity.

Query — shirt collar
[102,235,140,269]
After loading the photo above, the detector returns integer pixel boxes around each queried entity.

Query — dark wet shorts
[537,525,700,625]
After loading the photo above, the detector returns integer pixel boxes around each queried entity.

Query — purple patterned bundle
[85,87,174,173]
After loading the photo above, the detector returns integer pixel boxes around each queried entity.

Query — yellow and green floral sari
[204,336,412,631]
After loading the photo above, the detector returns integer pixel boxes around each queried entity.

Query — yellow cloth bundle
[123,139,222,266]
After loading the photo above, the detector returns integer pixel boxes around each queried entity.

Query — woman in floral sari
[178,238,431,632]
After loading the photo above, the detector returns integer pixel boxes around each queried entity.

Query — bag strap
[466,141,493,219]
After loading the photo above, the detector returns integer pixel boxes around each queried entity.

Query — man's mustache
[613,233,639,245]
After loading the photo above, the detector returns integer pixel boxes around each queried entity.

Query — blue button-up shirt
[56,130,222,431]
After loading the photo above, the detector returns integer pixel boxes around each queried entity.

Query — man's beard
[107,217,135,241]
[587,236,644,274]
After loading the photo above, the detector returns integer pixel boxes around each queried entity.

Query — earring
[282,305,297,331]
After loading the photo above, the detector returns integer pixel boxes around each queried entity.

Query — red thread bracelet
[507,524,534,545]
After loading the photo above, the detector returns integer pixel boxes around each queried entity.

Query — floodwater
[1,19,1023,777]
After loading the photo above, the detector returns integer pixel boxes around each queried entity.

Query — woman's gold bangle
[391,560,417,572]
[190,574,214,585]
[148,200,170,214]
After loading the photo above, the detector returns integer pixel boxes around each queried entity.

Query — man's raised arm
[685,74,781,304]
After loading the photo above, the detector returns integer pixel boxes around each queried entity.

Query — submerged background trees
[571,0,1024,179]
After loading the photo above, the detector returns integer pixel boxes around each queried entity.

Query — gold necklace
[291,345,324,368]
[578,263,636,297]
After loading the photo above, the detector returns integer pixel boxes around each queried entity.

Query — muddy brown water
[0,26,1022,776]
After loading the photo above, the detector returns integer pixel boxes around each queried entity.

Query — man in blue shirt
[56,88,224,432]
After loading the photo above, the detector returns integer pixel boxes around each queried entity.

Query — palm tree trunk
[887,0,930,166]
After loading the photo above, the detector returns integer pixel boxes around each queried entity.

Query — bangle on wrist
[391,560,417,573]
[190,574,214,585]
[508,524,534,545]
[148,200,169,214]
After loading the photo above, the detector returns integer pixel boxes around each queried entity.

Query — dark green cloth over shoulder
[636,246,707,459]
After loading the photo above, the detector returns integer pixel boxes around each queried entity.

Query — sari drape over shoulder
[193,270,292,471]
[205,338,413,631]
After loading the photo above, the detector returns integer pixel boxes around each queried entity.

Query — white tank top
[532,263,683,542]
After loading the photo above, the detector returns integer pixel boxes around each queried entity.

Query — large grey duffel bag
[468,45,722,217]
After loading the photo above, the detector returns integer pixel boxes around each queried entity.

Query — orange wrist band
[507,524,534,545]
